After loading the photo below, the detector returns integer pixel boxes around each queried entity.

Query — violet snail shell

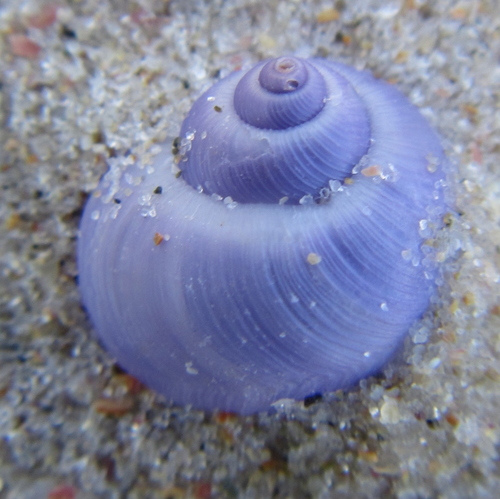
[78,56,450,414]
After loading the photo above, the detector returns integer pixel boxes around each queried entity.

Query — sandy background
[0,0,499,497]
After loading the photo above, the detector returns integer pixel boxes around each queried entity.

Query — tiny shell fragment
[361,165,382,177]
[193,482,212,499]
[316,8,340,23]
[25,3,58,29]
[394,51,409,64]
[462,292,475,306]
[449,6,469,20]
[307,253,322,265]
[153,232,165,245]
[93,396,135,416]
[445,412,460,428]
[8,34,41,59]
[47,485,77,499]
[358,450,379,463]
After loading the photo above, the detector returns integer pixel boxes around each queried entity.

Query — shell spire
[234,56,327,129]
[179,56,371,204]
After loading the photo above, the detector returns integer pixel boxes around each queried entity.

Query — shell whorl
[179,56,371,204]
[234,56,327,129]
[77,57,450,414]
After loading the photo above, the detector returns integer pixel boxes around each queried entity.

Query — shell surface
[78,57,450,414]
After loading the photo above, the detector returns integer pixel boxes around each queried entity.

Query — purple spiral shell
[78,57,450,414]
